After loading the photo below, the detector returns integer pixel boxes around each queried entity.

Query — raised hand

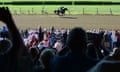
[0,7,27,56]
[0,7,34,72]
[0,7,13,24]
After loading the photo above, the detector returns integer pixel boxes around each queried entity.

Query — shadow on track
[59,16,77,19]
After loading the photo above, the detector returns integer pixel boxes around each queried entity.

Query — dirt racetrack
[1,14,120,30]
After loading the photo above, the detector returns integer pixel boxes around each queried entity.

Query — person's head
[111,48,120,59]
[1,25,7,32]
[66,27,87,52]
[29,47,40,61]
[87,42,99,60]
[88,59,120,72]
[0,39,12,55]
[40,48,55,69]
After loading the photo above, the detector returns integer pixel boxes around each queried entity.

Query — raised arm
[0,7,27,54]
[0,7,33,72]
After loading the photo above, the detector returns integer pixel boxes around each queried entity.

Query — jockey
[60,6,64,12]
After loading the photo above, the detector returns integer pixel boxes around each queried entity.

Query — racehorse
[54,8,68,16]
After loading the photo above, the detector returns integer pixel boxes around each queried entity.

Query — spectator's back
[51,27,99,72]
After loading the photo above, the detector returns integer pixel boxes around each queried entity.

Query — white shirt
[54,41,63,52]
[111,35,118,43]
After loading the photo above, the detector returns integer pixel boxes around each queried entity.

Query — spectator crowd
[0,7,120,72]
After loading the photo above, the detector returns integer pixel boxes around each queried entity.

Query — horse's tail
[54,10,57,14]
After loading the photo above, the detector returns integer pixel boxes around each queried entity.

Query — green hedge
[0,0,120,2]
[0,1,120,5]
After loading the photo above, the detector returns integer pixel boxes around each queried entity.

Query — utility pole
[41,0,45,14]
[2,1,4,7]
[71,0,75,15]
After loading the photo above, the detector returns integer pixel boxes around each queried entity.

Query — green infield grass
[0,5,118,15]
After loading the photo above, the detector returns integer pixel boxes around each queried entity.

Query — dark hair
[40,48,55,68]
[30,47,39,59]
[0,39,12,55]
[66,27,87,52]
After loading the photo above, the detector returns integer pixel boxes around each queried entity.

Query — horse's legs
[61,12,65,16]
[57,10,60,15]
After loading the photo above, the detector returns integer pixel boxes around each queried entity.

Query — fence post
[83,8,84,15]
[14,10,17,15]
[20,8,21,15]
[96,8,98,15]
[41,7,45,15]
[32,8,34,15]
[110,8,112,15]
